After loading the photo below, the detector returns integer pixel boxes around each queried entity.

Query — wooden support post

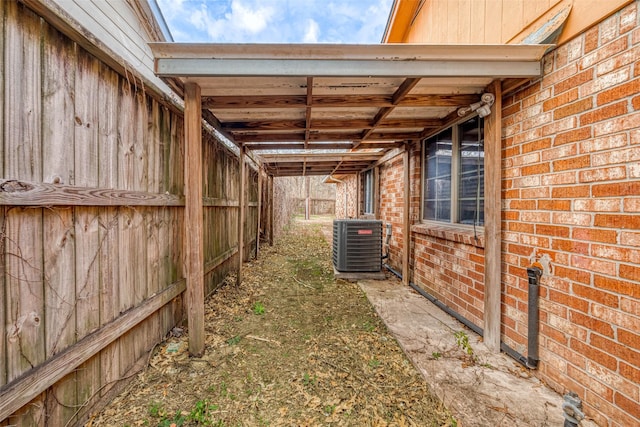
[402,144,411,286]
[237,147,246,286]
[256,169,262,258]
[184,82,204,357]
[268,175,274,245]
[484,80,502,352]
[305,176,310,220]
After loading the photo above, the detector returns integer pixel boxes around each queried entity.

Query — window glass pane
[458,117,484,225]
[363,169,374,214]
[423,128,452,222]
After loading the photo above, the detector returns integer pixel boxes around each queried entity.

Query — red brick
[592,334,640,367]
[592,181,640,197]
[522,162,550,176]
[619,329,640,351]
[579,134,627,153]
[633,94,640,110]
[554,98,593,120]
[555,69,594,94]
[550,290,590,313]
[620,1,638,34]
[572,227,618,243]
[537,224,570,237]
[594,275,639,298]
[570,311,615,337]
[594,112,640,137]
[591,244,639,263]
[553,212,592,226]
[597,80,640,105]
[620,362,640,383]
[554,265,591,284]
[542,171,577,186]
[620,264,640,282]
[538,200,571,211]
[522,138,552,153]
[553,155,591,171]
[594,214,640,229]
[571,256,616,276]
[509,200,536,210]
[543,89,580,112]
[620,231,640,246]
[579,166,626,183]
[554,127,592,146]
[552,185,590,198]
[580,101,628,126]
[573,284,618,308]
[552,238,589,254]
[567,364,614,402]
[584,26,599,53]
[570,338,618,371]
[502,102,521,117]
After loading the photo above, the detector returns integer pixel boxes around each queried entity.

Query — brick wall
[334,174,358,219]
[503,2,640,425]
[379,155,405,268]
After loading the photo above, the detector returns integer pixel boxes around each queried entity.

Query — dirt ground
[88,216,452,426]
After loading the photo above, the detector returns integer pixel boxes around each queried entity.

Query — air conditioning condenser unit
[332,219,382,272]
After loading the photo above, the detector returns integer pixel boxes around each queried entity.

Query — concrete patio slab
[359,278,598,427]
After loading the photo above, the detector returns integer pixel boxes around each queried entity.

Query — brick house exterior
[333,1,640,425]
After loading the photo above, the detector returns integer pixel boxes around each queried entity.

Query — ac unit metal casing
[333,219,382,272]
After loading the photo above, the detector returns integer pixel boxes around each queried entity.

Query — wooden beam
[184,82,205,357]
[0,279,185,422]
[402,145,411,285]
[359,77,422,144]
[237,147,246,286]
[245,142,354,151]
[259,153,383,162]
[225,118,442,133]
[234,132,422,143]
[204,94,480,110]
[484,80,502,352]
[0,180,184,206]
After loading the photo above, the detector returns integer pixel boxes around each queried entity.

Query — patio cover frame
[149,42,550,356]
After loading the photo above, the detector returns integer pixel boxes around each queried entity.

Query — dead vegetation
[88,217,451,426]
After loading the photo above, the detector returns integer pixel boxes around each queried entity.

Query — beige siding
[398,0,631,45]
[46,0,175,97]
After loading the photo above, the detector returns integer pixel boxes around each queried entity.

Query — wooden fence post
[237,147,246,286]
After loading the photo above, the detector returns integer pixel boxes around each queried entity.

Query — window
[422,116,484,226]
[362,168,375,215]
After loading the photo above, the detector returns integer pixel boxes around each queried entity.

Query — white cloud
[303,19,320,43]
[230,1,274,33]
[157,0,393,44]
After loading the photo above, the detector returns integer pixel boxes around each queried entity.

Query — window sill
[411,222,485,248]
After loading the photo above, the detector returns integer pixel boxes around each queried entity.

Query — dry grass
[88,217,451,427]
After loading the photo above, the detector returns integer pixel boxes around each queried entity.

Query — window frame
[420,115,484,230]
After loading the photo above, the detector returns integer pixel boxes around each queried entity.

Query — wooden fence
[0,2,262,425]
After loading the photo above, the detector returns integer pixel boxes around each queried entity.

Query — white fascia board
[156,58,542,78]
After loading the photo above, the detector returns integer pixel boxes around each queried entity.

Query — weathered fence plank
[74,47,102,419]
[0,280,186,422]
[97,63,121,402]
[4,3,46,424]
[42,22,78,425]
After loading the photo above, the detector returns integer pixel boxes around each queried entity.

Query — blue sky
[157,0,394,43]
